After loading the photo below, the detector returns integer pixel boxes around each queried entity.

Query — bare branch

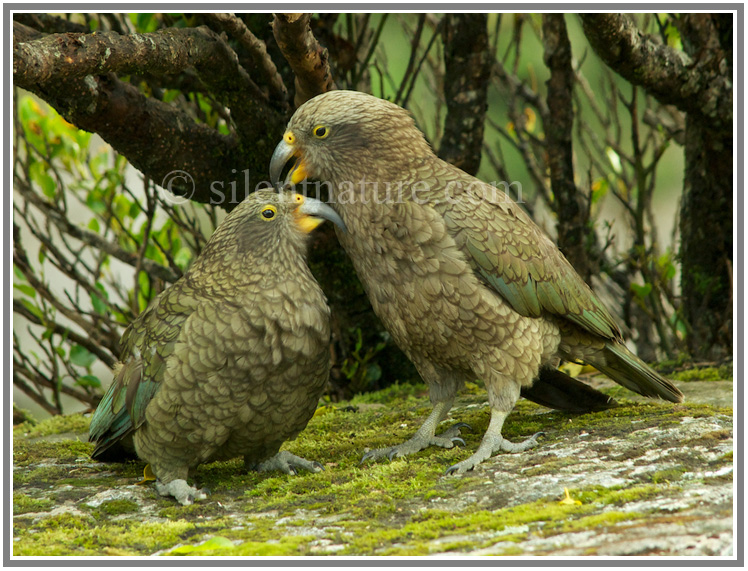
[207,13,288,106]
[273,13,337,107]
[15,178,180,283]
[579,13,731,132]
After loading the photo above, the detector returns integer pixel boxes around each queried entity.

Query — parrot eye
[260,205,277,220]
[313,125,329,139]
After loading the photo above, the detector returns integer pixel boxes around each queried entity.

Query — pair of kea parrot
[269,90,683,475]
[89,190,345,505]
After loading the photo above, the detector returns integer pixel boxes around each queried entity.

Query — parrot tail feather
[521,366,617,413]
[594,342,684,403]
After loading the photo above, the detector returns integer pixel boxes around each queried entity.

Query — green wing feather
[89,284,196,460]
[433,168,621,341]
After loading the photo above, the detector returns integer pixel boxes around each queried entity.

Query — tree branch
[542,14,595,280]
[273,13,337,107]
[15,177,180,283]
[207,13,289,106]
[13,23,288,204]
[579,13,732,132]
[438,14,492,176]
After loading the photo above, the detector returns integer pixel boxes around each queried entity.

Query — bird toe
[155,479,208,506]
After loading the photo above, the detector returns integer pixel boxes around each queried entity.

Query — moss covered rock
[12,372,733,557]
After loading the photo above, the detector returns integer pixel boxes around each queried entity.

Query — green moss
[34,513,92,532]
[185,535,315,556]
[348,381,427,405]
[14,519,197,556]
[14,439,93,466]
[13,492,54,515]
[97,499,140,516]
[575,484,664,505]
[650,467,688,484]
[14,465,72,486]
[556,511,644,532]
[14,413,90,439]
[12,379,731,556]
[669,365,732,382]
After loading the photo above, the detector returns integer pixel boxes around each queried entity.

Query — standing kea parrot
[89,190,346,504]
[269,90,683,474]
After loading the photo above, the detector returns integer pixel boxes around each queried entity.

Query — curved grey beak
[270,138,300,187]
[298,196,346,233]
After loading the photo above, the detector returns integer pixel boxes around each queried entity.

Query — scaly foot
[155,479,208,505]
[445,431,543,475]
[361,422,471,463]
[248,450,324,475]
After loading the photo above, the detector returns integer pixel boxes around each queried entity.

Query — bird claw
[444,464,464,476]
[452,422,472,432]
[387,449,400,461]
[451,437,466,447]
[155,479,208,506]
[252,451,324,475]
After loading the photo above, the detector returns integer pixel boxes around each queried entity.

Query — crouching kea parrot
[269,90,683,474]
[89,190,346,504]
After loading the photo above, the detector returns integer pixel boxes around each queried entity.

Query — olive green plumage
[89,190,344,504]
[270,90,683,474]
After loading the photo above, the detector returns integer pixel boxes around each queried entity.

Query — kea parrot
[269,90,683,474]
[89,190,346,504]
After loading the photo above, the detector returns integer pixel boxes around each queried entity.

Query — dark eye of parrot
[313,125,329,139]
[260,206,277,220]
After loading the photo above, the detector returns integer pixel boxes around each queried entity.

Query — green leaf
[90,282,109,315]
[69,345,96,368]
[13,264,27,282]
[20,298,44,321]
[630,283,652,299]
[366,363,382,383]
[89,152,108,179]
[135,13,159,33]
[29,161,57,199]
[85,193,108,216]
[76,374,101,388]
[590,178,609,205]
[162,89,181,104]
[13,284,37,298]
[174,247,193,271]
[88,218,100,233]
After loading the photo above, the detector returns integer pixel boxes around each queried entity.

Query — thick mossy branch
[579,13,732,132]
[14,25,264,102]
[273,13,337,108]
[12,22,285,205]
[438,14,492,176]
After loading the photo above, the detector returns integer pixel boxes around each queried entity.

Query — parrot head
[269,90,432,188]
[199,189,345,263]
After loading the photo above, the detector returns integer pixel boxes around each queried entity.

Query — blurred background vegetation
[13,12,733,418]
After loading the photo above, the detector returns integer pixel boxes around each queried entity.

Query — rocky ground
[12,364,734,558]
